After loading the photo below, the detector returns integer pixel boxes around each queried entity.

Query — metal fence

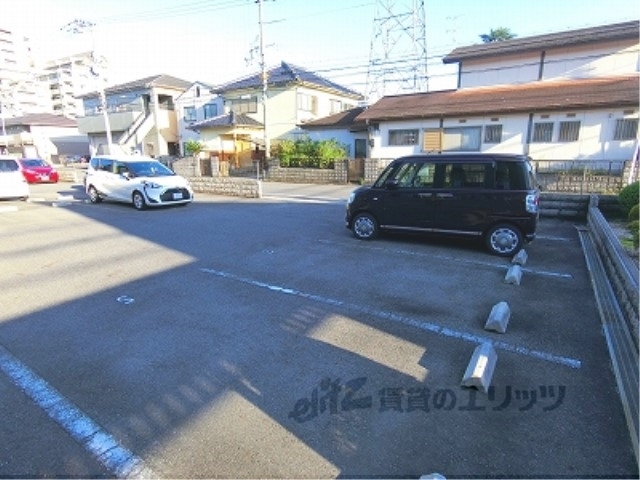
[532,160,636,195]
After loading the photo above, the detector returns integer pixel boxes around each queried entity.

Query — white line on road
[317,239,574,279]
[262,195,344,204]
[200,267,582,369]
[0,345,156,479]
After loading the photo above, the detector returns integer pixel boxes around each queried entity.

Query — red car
[18,158,59,184]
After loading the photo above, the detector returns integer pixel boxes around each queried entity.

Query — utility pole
[256,0,270,180]
[61,19,113,155]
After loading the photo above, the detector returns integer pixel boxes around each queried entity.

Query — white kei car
[0,156,30,200]
[84,155,193,210]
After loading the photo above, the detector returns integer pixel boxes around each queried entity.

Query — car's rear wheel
[132,191,146,210]
[87,186,102,203]
[485,223,523,256]
[352,212,379,240]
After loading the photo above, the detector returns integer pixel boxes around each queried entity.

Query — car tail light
[526,192,539,214]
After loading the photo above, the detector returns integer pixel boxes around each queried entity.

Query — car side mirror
[385,180,399,190]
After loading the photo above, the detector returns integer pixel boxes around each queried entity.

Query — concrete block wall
[266,159,348,184]
[189,177,261,198]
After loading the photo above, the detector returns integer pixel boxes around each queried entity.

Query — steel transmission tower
[366,0,428,102]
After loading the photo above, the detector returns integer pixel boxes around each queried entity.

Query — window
[183,106,196,122]
[392,162,420,187]
[413,162,436,187]
[484,124,503,144]
[558,121,580,142]
[297,93,318,113]
[227,97,258,114]
[99,158,113,172]
[614,118,638,140]
[443,127,481,151]
[532,122,554,142]
[203,103,217,119]
[422,129,443,152]
[445,163,486,188]
[389,129,418,146]
[330,99,342,114]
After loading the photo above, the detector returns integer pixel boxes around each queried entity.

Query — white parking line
[262,195,344,204]
[0,345,156,479]
[200,267,582,369]
[318,239,574,279]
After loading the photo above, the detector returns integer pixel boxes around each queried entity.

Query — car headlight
[347,192,355,204]
[144,181,161,189]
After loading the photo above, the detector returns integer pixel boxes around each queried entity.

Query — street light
[61,19,113,155]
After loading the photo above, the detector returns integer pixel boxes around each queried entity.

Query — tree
[480,27,516,43]
[184,139,204,157]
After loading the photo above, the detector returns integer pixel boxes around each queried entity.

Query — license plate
[173,192,183,200]
[41,175,49,181]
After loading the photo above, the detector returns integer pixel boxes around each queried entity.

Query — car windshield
[127,161,174,177]
[21,159,47,168]
[0,159,19,172]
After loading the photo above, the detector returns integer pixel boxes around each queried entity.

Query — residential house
[0,113,89,163]
[174,81,223,156]
[306,20,640,172]
[76,74,191,157]
[187,61,364,169]
[298,106,368,158]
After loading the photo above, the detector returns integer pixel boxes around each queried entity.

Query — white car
[85,155,193,210]
[0,156,30,200]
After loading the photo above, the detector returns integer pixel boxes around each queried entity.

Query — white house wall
[254,86,359,141]
[542,41,640,80]
[458,39,639,88]
[176,84,222,153]
[370,109,638,162]
[459,53,541,88]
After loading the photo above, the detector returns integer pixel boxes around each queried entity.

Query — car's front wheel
[352,212,379,240]
[132,191,146,210]
[485,223,523,256]
[87,186,102,203]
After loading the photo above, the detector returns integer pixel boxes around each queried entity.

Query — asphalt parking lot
[0,182,637,478]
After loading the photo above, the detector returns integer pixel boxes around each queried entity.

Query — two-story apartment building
[186,61,364,169]
[76,74,191,157]
[305,20,639,172]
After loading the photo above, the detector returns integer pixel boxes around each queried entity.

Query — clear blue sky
[4,0,639,94]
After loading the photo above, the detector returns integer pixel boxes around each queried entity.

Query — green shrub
[629,204,640,222]
[184,139,204,156]
[618,181,639,215]
[628,220,640,249]
[273,136,347,169]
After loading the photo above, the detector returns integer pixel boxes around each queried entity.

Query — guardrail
[578,196,638,465]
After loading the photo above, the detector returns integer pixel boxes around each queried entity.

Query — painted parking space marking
[200,267,582,369]
[318,239,574,279]
[262,195,344,204]
[0,345,156,479]
[536,234,573,242]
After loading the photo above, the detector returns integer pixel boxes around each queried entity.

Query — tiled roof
[4,113,77,128]
[301,106,367,131]
[79,74,192,98]
[443,20,639,63]
[187,112,262,130]
[356,75,639,122]
[213,61,364,100]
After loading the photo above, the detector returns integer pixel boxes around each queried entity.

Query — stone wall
[265,159,348,184]
[189,177,261,198]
